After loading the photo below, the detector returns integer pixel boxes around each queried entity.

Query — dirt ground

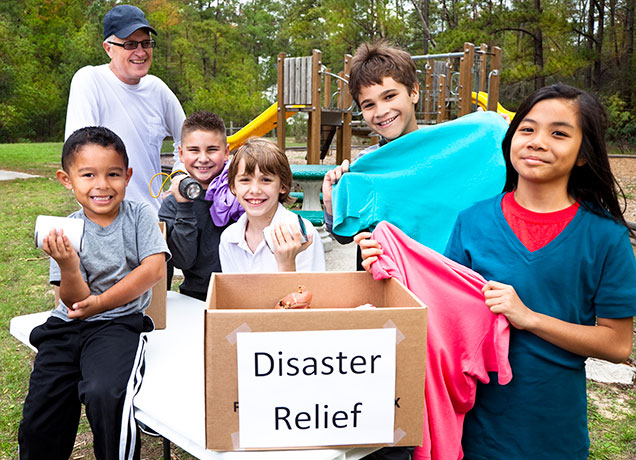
[609,156,636,223]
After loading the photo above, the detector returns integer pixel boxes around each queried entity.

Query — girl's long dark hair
[502,83,629,228]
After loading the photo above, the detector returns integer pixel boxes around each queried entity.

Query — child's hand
[67,294,105,320]
[169,174,190,203]
[482,281,538,330]
[322,160,350,215]
[354,232,382,274]
[42,228,80,271]
[272,222,314,271]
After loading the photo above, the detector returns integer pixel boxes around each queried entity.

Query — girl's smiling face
[231,159,285,224]
[510,98,584,192]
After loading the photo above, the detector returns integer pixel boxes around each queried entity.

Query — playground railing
[411,42,502,123]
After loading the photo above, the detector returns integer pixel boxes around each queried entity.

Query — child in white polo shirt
[219,138,325,273]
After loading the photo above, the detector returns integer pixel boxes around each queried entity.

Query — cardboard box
[146,222,167,329]
[204,271,427,451]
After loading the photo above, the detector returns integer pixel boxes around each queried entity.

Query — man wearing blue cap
[65,4,185,212]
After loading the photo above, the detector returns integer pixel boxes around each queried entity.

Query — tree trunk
[411,0,433,53]
[534,0,545,90]
[623,0,635,68]
[585,0,594,87]
[609,0,618,67]
[424,0,430,52]
[593,0,605,90]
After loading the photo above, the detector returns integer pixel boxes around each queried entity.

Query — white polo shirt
[219,203,326,273]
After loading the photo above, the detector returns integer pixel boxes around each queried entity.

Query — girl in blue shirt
[444,84,636,459]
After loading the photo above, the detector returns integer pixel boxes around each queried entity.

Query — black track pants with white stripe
[18,313,153,460]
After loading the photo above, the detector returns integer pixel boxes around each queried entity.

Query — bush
[605,93,636,153]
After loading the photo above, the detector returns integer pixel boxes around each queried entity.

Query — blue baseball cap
[103,5,157,40]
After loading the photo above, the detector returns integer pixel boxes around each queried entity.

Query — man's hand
[322,159,350,215]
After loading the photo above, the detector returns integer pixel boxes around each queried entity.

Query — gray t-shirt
[50,200,170,321]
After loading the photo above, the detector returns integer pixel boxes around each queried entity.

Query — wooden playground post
[424,61,432,123]
[336,72,345,158]
[336,53,352,164]
[458,42,474,117]
[324,68,332,107]
[443,59,452,121]
[436,74,447,124]
[277,52,286,152]
[479,43,488,93]
[487,47,502,112]
[307,49,322,164]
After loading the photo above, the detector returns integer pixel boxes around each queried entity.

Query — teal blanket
[332,111,508,252]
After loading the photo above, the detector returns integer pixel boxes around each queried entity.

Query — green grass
[588,381,636,459]
[609,144,636,156]
[1,142,636,458]
[0,142,74,457]
[0,142,64,175]
[0,142,195,459]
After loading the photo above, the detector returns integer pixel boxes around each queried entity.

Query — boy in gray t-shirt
[19,127,170,460]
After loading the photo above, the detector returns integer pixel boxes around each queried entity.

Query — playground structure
[276,50,353,165]
[226,42,514,163]
[412,42,510,122]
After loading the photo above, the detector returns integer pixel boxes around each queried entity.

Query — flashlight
[174,172,203,200]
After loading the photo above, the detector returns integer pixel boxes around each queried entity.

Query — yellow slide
[227,103,296,151]
[471,91,515,120]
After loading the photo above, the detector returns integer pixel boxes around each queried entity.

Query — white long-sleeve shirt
[65,64,185,212]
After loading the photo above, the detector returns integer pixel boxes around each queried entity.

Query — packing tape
[383,319,405,344]
[231,431,241,450]
[226,322,252,345]
[394,427,406,444]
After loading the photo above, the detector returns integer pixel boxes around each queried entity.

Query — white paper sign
[236,328,396,448]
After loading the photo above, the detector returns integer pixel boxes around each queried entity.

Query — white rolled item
[34,215,85,253]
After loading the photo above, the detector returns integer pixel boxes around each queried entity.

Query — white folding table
[10,291,378,460]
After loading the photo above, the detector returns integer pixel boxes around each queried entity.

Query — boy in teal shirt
[322,40,420,269]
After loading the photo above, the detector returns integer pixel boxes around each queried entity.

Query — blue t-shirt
[331,111,508,253]
[445,194,636,460]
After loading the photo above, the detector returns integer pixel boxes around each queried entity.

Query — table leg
[318,224,333,252]
[163,436,171,459]
[298,181,323,212]
[294,179,333,251]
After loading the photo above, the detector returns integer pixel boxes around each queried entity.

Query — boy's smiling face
[178,129,229,189]
[358,77,420,141]
[56,144,132,227]
[231,160,285,225]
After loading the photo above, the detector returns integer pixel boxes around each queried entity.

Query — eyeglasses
[107,39,156,50]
